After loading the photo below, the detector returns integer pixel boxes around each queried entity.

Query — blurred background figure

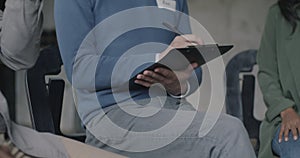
[0,0,43,157]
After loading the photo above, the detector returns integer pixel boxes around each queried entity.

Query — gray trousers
[0,91,69,157]
[85,97,256,158]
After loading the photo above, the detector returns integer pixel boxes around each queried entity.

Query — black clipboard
[130,44,233,81]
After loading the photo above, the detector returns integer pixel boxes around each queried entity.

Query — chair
[225,49,261,155]
[26,45,86,142]
[0,64,16,121]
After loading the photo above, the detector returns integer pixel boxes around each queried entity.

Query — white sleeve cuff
[169,81,191,98]
[155,53,160,62]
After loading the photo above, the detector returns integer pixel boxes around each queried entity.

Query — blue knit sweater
[55,0,202,123]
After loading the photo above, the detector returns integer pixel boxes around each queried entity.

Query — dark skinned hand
[134,63,198,96]
[135,34,202,96]
[279,107,300,143]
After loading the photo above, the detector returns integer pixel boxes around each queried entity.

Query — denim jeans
[272,126,300,158]
[85,97,256,158]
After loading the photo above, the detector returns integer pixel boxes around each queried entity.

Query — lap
[85,97,245,157]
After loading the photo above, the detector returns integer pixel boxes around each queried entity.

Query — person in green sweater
[257,0,300,158]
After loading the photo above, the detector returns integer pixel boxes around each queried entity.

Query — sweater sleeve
[0,0,43,70]
[257,6,295,122]
[55,0,156,91]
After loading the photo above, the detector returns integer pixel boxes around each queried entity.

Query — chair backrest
[0,64,16,121]
[225,49,261,155]
[26,45,85,142]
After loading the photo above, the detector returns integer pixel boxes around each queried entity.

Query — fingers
[278,125,284,143]
[143,70,165,81]
[134,70,166,87]
[154,64,195,80]
[134,65,196,91]
[134,79,152,88]
[171,35,203,48]
[134,69,178,89]
[160,35,203,61]
[279,124,291,142]
[154,68,173,78]
[291,127,298,140]
[137,73,158,84]
[278,125,300,143]
[284,127,289,142]
[135,74,158,88]
[170,38,192,48]
[180,34,203,45]
[154,68,188,83]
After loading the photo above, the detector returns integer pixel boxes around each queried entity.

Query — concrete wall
[187,0,276,112]
[16,0,277,129]
[189,0,276,60]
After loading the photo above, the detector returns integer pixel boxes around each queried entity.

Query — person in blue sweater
[55,0,256,157]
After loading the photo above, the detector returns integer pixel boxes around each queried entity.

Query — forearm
[258,69,295,121]
[73,53,156,91]
[256,6,295,122]
[0,0,43,70]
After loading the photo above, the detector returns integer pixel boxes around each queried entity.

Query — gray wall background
[16,0,277,132]
[43,0,276,54]
[186,0,276,113]
[189,0,276,60]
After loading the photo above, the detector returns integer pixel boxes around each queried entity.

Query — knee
[219,115,248,139]
[274,138,300,156]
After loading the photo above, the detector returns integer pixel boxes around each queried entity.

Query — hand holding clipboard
[133,22,233,95]
[133,22,233,80]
